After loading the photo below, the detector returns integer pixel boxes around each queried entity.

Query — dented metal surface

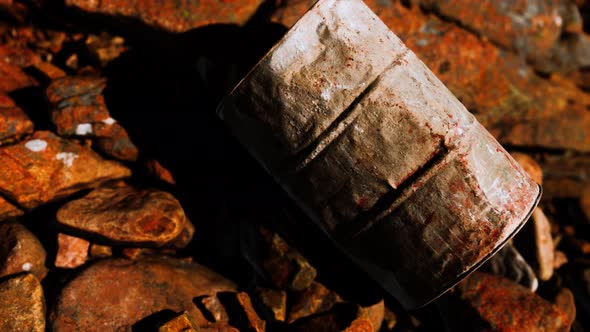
[218,0,541,309]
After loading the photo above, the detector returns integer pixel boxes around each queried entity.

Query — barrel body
[217,0,541,309]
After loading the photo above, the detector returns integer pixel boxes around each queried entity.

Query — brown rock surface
[46,76,138,161]
[542,154,590,199]
[514,207,556,283]
[0,0,28,21]
[199,295,229,323]
[0,94,34,145]
[457,272,571,331]
[0,273,46,332]
[260,228,317,291]
[236,292,266,332]
[0,60,36,93]
[120,247,177,260]
[554,250,568,269]
[64,0,264,33]
[357,301,384,332]
[93,125,139,162]
[375,2,590,153]
[417,0,587,73]
[551,287,577,325]
[0,45,40,68]
[158,312,199,332]
[200,322,239,332]
[54,233,90,269]
[511,152,543,185]
[170,217,196,248]
[0,131,130,209]
[288,302,371,332]
[0,222,47,280]
[85,34,127,67]
[146,159,176,184]
[50,257,237,331]
[288,281,342,323]
[256,288,287,322]
[56,184,193,247]
[88,243,112,258]
[531,208,555,281]
[33,61,67,80]
[0,196,23,221]
[343,318,373,332]
[381,307,397,331]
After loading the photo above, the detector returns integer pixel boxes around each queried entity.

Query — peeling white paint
[25,139,47,152]
[22,262,32,271]
[56,152,79,167]
[76,123,93,136]
[353,124,365,134]
[321,83,359,101]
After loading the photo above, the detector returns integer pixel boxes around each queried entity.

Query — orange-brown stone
[457,272,571,331]
[0,222,47,280]
[57,184,193,247]
[65,0,264,33]
[0,94,34,146]
[0,131,131,210]
[50,257,237,331]
[0,273,45,332]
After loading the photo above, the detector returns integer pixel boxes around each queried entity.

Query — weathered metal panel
[218,0,541,309]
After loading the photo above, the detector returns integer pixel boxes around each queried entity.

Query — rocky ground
[0,0,589,331]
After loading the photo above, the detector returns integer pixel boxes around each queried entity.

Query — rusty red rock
[260,228,317,291]
[457,272,571,331]
[50,257,237,331]
[511,152,543,185]
[256,288,287,322]
[158,312,199,332]
[0,221,47,280]
[0,196,23,221]
[46,76,138,161]
[0,273,46,332]
[288,281,342,323]
[0,94,34,146]
[417,0,586,73]
[0,131,131,210]
[56,184,193,247]
[55,233,90,269]
[64,0,264,33]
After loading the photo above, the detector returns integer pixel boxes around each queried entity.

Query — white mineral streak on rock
[102,117,116,125]
[25,139,48,152]
[76,123,93,135]
[22,262,32,271]
[56,152,79,167]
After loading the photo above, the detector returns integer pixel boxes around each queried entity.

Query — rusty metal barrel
[217,0,541,309]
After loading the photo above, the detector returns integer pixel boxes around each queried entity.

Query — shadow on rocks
[22,0,412,317]
[101,8,287,287]
[101,12,392,306]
